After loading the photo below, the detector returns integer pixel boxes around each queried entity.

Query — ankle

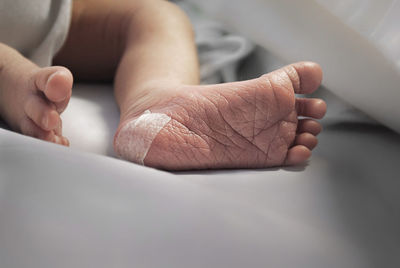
[117,79,184,120]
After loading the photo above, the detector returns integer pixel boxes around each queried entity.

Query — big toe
[282,61,323,94]
[34,66,73,112]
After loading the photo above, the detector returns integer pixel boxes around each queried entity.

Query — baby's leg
[113,1,326,169]
[0,43,72,145]
[55,0,326,169]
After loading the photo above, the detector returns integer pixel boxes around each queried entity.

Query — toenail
[46,71,59,84]
[46,71,69,102]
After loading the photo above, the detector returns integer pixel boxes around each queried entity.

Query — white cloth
[0,0,71,67]
[178,0,382,127]
[187,0,400,133]
[316,0,400,69]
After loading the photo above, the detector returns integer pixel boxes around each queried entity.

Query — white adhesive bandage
[115,110,171,165]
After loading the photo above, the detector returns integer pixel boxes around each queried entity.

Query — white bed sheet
[1,82,400,268]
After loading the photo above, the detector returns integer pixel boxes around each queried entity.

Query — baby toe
[53,119,70,146]
[61,137,70,146]
[34,66,73,106]
[20,117,53,141]
[297,119,322,135]
[53,135,67,146]
[294,133,318,150]
[284,145,311,166]
[24,95,60,131]
[296,98,326,119]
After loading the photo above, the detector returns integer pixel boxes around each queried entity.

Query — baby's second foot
[114,62,326,170]
[0,52,73,145]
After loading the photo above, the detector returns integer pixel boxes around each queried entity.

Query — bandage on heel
[114,110,171,165]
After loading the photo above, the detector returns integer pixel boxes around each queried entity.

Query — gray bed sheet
[1,86,400,267]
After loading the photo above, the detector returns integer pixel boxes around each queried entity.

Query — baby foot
[114,62,326,170]
[0,61,73,145]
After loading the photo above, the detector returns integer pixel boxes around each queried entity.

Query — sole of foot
[114,61,326,170]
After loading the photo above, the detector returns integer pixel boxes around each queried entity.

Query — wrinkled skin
[115,62,326,170]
